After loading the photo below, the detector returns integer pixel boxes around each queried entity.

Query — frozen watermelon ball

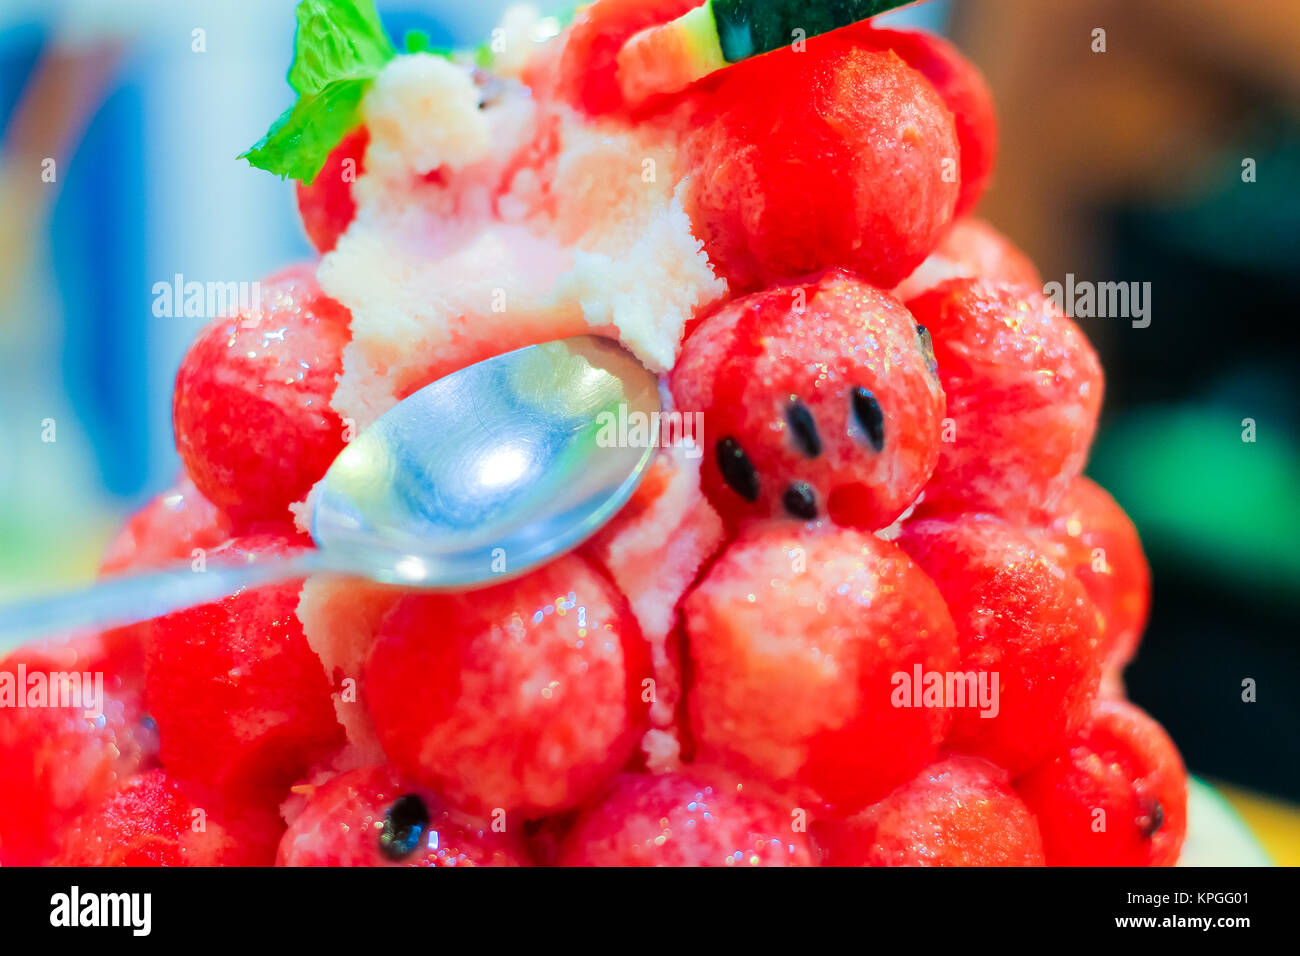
[145,534,344,807]
[906,278,1103,518]
[856,27,998,219]
[96,474,236,685]
[173,265,351,526]
[1038,477,1151,674]
[296,126,369,254]
[366,554,651,817]
[558,770,818,866]
[1017,699,1187,866]
[99,474,233,577]
[899,513,1101,775]
[277,766,530,867]
[52,770,283,867]
[893,216,1041,301]
[683,32,959,292]
[684,522,958,812]
[815,755,1045,866]
[671,269,945,530]
[0,643,156,865]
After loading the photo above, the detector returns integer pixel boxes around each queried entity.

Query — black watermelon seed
[785,399,822,458]
[782,481,818,519]
[716,437,760,501]
[916,324,939,378]
[379,794,430,860]
[851,388,886,452]
[1138,799,1164,839]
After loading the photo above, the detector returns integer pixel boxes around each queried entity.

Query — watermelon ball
[366,553,651,817]
[99,474,234,577]
[16,626,150,709]
[892,216,1041,302]
[857,28,998,218]
[1016,699,1187,866]
[1037,477,1151,674]
[0,648,156,865]
[905,278,1103,518]
[559,0,700,115]
[683,522,959,812]
[682,36,959,293]
[51,770,283,867]
[0,629,142,700]
[670,269,945,530]
[558,770,818,866]
[277,766,530,867]
[145,534,344,807]
[173,265,351,525]
[898,513,1101,775]
[815,754,1045,866]
[296,126,368,254]
[97,474,237,685]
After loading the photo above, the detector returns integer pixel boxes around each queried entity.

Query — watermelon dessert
[0,0,1190,867]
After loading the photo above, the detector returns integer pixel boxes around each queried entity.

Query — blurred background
[0,1,1296,858]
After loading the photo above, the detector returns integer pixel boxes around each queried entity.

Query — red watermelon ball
[558,770,818,866]
[173,265,351,526]
[277,765,530,867]
[295,126,368,254]
[365,553,651,817]
[51,770,283,866]
[906,278,1103,518]
[899,513,1102,775]
[857,27,998,218]
[893,216,1041,302]
[1016,698,1187,866]
[97,474,237,686]
[1037,477,1151,673]
[0,645,156,865]
[683,522,959,812]
[683,38,960,292]
[145,534,344,807]
[815,754,1045,866]
[99,474,234,577]
[670,269,945,530]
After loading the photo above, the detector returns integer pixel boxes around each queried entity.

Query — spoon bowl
[311,334,661,587]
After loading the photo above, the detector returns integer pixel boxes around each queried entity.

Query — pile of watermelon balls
[0,7,1185,866]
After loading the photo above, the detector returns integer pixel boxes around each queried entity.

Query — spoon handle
[0,550,338,652]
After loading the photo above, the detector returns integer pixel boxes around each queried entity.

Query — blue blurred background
[0,0,1296,847]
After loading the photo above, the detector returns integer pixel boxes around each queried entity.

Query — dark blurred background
[0,0,1296,848]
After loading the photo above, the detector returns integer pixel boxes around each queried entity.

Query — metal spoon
[0,335,661,648]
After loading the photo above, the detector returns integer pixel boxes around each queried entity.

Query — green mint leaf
[241,79,368,185]
[289,0,395,93]
[241,0,395,184]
